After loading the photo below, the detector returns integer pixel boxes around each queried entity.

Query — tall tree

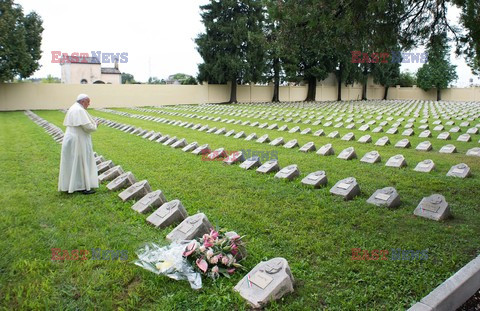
[416,33,457,100]
[196,0,266,103]
[263,0,283,102]
[0,0,43,82]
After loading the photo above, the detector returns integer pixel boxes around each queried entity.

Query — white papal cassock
[58,102,98,193]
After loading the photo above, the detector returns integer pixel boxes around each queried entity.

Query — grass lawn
[0,107,479,310]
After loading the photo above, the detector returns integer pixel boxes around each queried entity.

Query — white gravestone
[97,160,114,174]
[192,144,211,156]
[283,139,299,149]
[245,133,257,141]
[207,148,227,160]
[446,163,471,178]
[415,141,433,152]
[223,151,245,165]
[466,147,480,157]
[234,258,294,309]
[256,134,270,144]
[317,143,335,156]
[225,129,236,137]
[337,147,357,160]
[274,165,300,180]
[98,165,124,183]
[437,132,451,140]
[256,160,280,174]
[366,187,400,208]
[107,172,136,191]
[182,142,198,152]
[146,199,188,228]
[270,137,284,147]
[118,180,152,202]
[234,131,246,139]
[395,139,411,148]
[132,190,167,214]
[358,135,372,143]
[341,132,355,141]
[240,156,262,170]
[414,194,451,221]
[439,144,457,154]
[171,138,187,149]
[375,136,390,146]
[166,213,212,242]
[385,155,407,168]
[327,131,340,138]
[299,142,316,152]
[414,159,436,173]
[301,171,327,188]
[313,129,325,136]
[457,134,471,142]
[330,177,360,200]
[360,151,381,164]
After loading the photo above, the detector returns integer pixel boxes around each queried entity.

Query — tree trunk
[229,79,237,103]
[437,88,441,101]
[305,76,316,101]
[272,57,280,102]
[362,82,367,100]
[383,86,389,100]
[337,65,343,101]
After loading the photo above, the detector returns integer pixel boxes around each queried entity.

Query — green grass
[0,107,479,310]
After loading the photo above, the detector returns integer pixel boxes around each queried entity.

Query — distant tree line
[195,0,479,102]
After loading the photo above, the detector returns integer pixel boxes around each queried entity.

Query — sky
[16,0,479,87]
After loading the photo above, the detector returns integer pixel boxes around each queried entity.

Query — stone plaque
[225,129,236,137]
[466,127,478,134]
[95,155,105,165]
[327,131,339,138]
[337,147,357,160]
[182,142,198,152]
[358,124,370,132]
[395,139,411,148]
[360,151,381,164]
[146,199,188,228]
[234,258,294,309]
[334,122,343,128]
[415,141,433,152]
[214,128,226,135]
[240,156,262,170]
[414,159,435,173]
[323,121,333,127]
[283,139,299,149]
[206,127,217,134]
[446,163,471,178]
[439,144,457,154]
[317,143,334,156]
[234,131,246,139]
[466,147,480,157]
[259,123,268,129]
[457,134,471,142]
[97,160,114,174]
[330,177,360,200]
[223,151,245,165]
[156,135,170,143]
[148,132,162,141]
[437,132,451,140]
[142,130,155,139]
[163,136,178,146]
[385,154,407,168]
[250,121,259,127]
[269,137,284,147]
[414,194,451,221]
[274,164,300,180]
[402,129,414,138]
[386,127,398,134]
[460,121,470,127]
[207,148,227,160]
[256,160,280,174]
[300,128,312,135]
[171,138,187,149]
[98,165,124,183]
[358,135,372,143]
[245,133,257,141]
[375,136,390,146]
[106,172,136,191]
[433,125,444,131]
[301,171,327,188]
[367,187,400,208]
[192,144,211,155]
[132,190,167,214]
[299,141,316,152]
[288,126,300,133]
[449,126,461,133]
[419,130,432,138]
[418,124,429,130]
[277,125,289,132]
[341,132,355,141]
[313,129,325,136]
[166,213,212,242]
[118,180,152,202]
[267,123,278,130]
[345,123,355,129]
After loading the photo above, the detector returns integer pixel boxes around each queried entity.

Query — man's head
[76,94,90,109]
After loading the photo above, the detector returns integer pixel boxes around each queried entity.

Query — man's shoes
[82,189,96,195]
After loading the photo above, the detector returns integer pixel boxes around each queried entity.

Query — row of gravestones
[95,115,455,223]
[38,109,296,308]
[96,109,480,171]
[139,106,480,141]
[156,100,479,125]
[24,110,64,144]
[124,108,480,156]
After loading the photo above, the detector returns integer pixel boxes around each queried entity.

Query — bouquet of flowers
[183,228,246,279]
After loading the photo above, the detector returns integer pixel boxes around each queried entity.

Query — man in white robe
[58,94,99,194]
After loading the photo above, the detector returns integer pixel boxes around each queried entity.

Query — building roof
[101,68,121,74]
[61,56,101,64]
